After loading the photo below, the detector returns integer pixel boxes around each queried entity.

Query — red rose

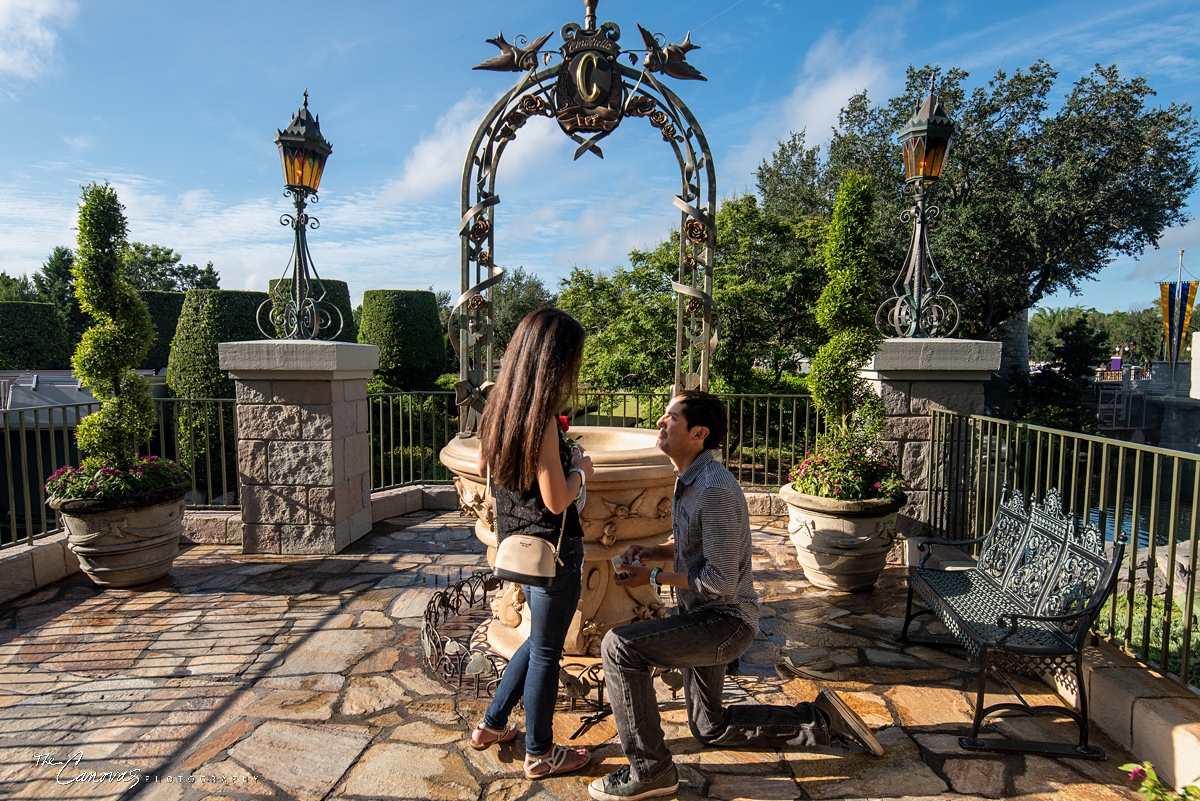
[558,415,570,433]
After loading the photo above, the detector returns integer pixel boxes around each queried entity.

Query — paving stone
[227,721,371,801]
[243,690,336,721]
[178,720,255,771]
[885,684,974,728]
[354,610,393,628]
[786,726,947,799]
[256,673,346,692]
[340,743,481,800]
[340,675,408,716]
[943,757,1007,797]
[387,719,460,745]
[707,773,800,800]
[269,628,393,676]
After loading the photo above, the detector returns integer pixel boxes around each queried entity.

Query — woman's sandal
[523,743,591,779]
[469,722,519,750]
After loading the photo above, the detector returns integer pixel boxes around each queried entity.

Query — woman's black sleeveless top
[492,429,585,543]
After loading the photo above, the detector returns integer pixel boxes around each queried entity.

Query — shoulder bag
[490,472,566,588]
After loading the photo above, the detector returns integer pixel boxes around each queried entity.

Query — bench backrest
[976,488,1031,582]
[999,488,1073,610]
[1038,519,1128,649]
[987,487,1126,648]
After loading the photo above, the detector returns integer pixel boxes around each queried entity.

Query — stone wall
[862,338,1002,544]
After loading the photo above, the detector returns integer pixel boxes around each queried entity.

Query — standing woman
[467,307,593,779]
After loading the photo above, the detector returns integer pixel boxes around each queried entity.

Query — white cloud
[380,91,485,204]
[0,0,77,84]
[721,3,910,190]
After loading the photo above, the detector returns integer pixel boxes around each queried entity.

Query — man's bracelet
[649,567,662,592]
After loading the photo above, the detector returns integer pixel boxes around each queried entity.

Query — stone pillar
[218,340,379,555]
[860,338,1002,540]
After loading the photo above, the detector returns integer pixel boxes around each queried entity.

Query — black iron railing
[929,409,1199,691]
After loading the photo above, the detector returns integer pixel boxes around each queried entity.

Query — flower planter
[779,482,905,593]
[50,482,190,588]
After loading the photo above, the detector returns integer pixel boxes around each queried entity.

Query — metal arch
[453,50,718,435]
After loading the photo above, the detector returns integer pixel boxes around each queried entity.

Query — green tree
[0,271,39,302]
[491,266,556,353]
[33,246,90,351]
[1103,306,1163,366]
[72,183,155,468]
[1029,306,1106,363]
[557,246,677,392]
[122,242,220,291]
[712,194,825,390]
[813,62,1198,338]
[1014,315,1108,432]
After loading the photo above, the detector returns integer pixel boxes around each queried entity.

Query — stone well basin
[440,426,676,657]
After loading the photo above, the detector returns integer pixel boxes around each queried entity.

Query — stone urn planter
[50,482,190,588]
[441,427,675,658]
[779,482,905,592]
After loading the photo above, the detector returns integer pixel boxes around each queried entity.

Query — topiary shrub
[166,289,268,499]
[791,172,903,502]
[268,277,357,343]
[138,290,186,371]
[0,302,71,369]
[358,289,444,390]
[71,183,156,470]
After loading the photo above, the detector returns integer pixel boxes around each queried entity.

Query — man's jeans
[483,536,583,755]
[601,608,827,781]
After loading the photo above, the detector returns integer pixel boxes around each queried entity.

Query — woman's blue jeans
[483,536,583,755]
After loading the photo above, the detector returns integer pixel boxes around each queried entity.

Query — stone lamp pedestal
[861,337,1002,543]
[219,340,379,555]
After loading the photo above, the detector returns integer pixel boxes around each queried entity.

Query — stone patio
[0,510,1144,800]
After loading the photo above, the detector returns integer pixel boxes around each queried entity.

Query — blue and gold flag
[1160,280,1198,367]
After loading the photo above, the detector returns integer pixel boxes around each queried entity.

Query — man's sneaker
[588,764,679,801]
[814,687,885,757]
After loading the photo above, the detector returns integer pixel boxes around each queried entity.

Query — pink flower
[1128,766,1146,782]
[874,482,882,488]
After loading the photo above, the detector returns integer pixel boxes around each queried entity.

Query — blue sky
[0,0,1196,316]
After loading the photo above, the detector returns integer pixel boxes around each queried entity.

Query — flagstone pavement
[0,509,1144,801]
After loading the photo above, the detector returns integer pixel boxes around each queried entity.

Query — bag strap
[489,467,567,565]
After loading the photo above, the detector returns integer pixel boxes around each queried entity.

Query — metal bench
[898,487,1127,759]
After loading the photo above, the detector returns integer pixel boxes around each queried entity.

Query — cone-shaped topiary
[71,183,156,470]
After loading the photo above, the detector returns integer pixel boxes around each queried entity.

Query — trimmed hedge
[138,290,186,371]
[268,278,357,343]
[0,302,71,370]
[167,290,268,399]
[166,289,268,499]
[358,290,444,390]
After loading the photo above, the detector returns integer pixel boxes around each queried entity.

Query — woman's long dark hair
[478,307,585,491]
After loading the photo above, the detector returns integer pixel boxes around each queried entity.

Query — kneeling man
[590,391,883,801]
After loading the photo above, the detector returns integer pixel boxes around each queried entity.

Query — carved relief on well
[441,426,676,658]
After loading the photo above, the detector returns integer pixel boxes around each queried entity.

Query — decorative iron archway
[450,0,718,434]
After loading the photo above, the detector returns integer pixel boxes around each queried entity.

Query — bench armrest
[994,600,1103,647]
[913,534,989,567]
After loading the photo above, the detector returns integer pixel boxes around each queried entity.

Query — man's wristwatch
[649,567,662,592]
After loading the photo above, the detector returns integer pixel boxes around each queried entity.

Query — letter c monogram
[574,52,602,103]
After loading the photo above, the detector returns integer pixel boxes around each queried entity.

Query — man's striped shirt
[671,449,760,631]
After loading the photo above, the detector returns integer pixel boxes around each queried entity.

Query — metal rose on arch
[477,250,492,266]
[465,294,487,311]
[469,217,491,242]
[684,218,707,244]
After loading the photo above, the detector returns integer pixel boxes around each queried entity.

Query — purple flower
[1128,766,1147,782]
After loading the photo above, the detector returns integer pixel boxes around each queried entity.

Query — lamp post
[256,90,343,340]
[876,77,959,338]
